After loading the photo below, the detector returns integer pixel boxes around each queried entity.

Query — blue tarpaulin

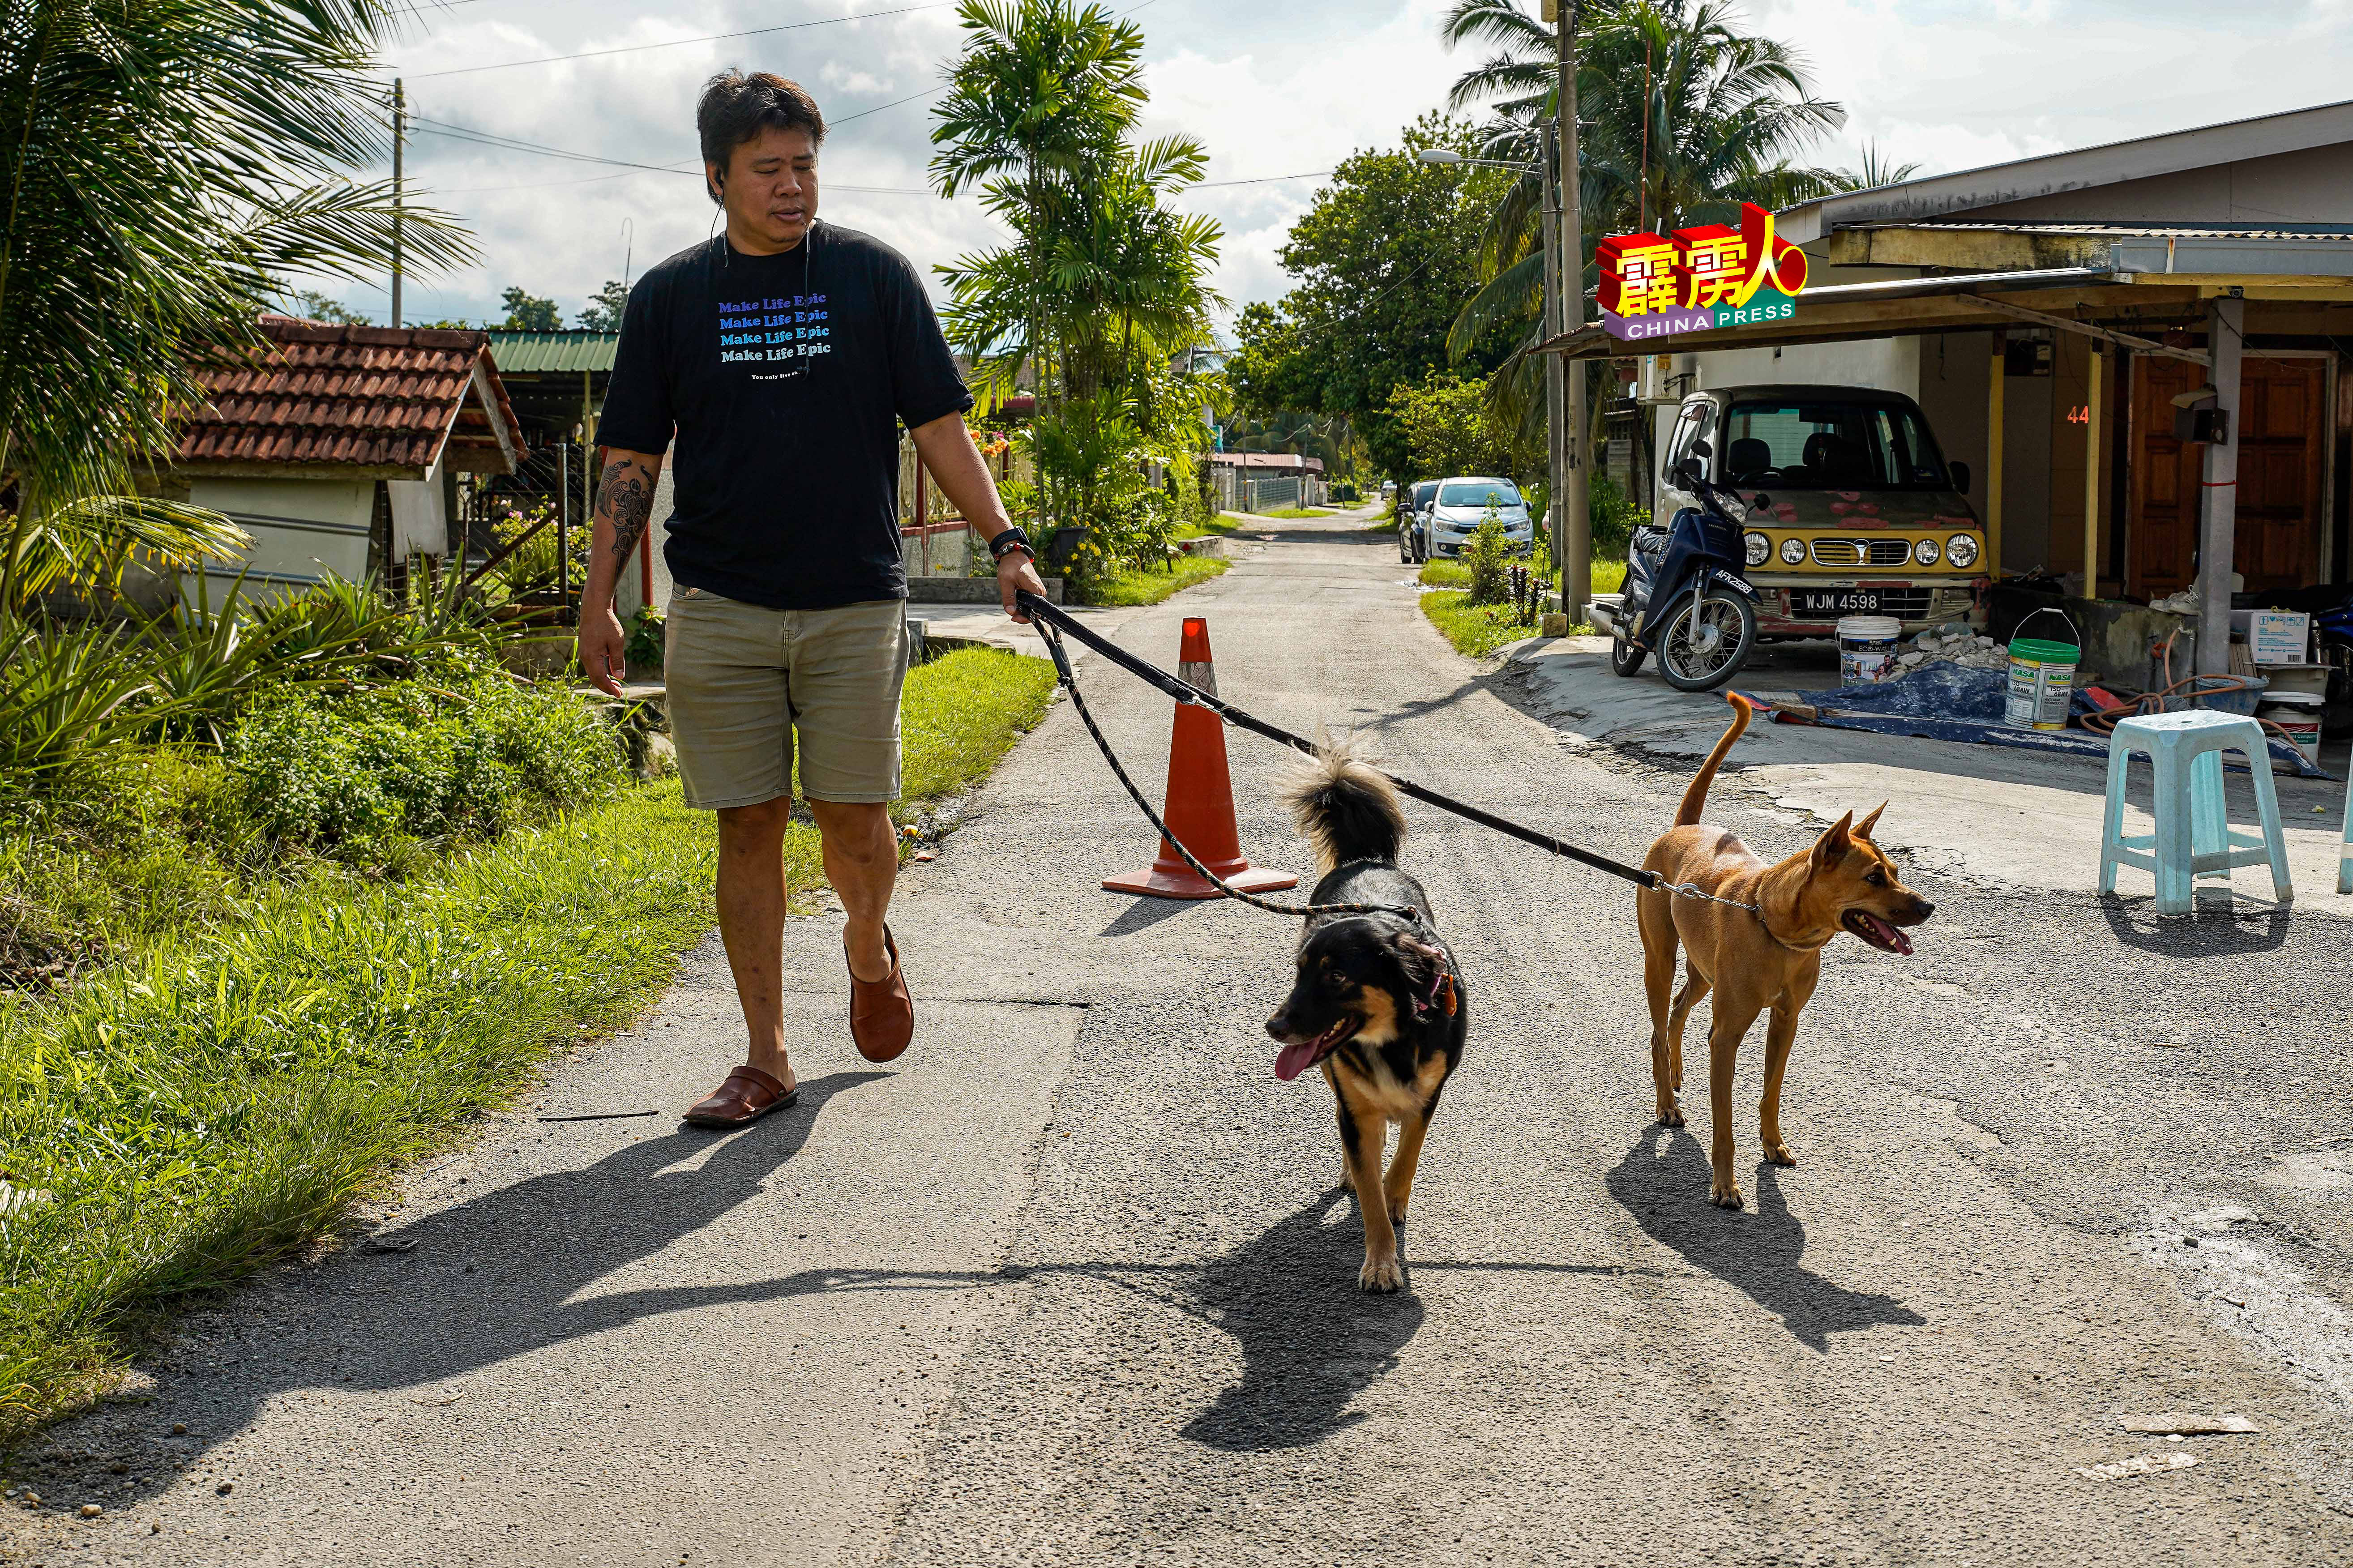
[1738,664,2335,780]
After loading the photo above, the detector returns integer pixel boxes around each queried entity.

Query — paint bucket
[2003,608,2080,731]
[2258,693,2323,768]
[1837,615,1903,685]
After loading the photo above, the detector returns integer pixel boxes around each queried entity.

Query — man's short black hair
[698,71,826,204]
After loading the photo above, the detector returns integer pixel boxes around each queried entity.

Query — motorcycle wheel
[1653,590,1757,692]
[1609,631,1647,677]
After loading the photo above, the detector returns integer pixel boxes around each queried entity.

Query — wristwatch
[988,526,1035,564]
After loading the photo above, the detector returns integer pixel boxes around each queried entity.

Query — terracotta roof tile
[173,315,523,473]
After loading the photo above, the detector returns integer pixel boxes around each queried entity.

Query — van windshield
[1720,398,1951,490]
[1437,480,1523,509]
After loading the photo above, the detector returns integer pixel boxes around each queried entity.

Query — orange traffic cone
[1102,616,1300,901]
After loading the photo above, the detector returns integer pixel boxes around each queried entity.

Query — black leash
[1032,613,1420,920]
[1019,591,1669,906]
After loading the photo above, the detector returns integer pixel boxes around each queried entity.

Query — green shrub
[1588,472,1643,558]
[1463,516,1514,606]
[231,680,621,862]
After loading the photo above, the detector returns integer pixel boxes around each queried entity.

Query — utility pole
[1539,118,1565,580]
[1554,0,1591,622]
[390,78,406,329]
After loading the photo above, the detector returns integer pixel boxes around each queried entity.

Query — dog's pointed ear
[1811,811,1855,868]
[1855,801,1887,839]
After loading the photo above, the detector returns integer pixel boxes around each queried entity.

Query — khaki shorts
[663,590,910,810]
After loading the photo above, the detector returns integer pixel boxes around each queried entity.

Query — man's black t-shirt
[595,222,973,610]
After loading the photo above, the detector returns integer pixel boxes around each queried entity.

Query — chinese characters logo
[1596,202,1809,342]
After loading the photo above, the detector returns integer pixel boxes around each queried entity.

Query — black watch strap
[988,526,1035,562]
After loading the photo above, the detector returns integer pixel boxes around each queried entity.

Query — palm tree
[928,0,1150,413]
[0,0,471,615]
[1439,0,1845,436]
[1838,141,1923,192]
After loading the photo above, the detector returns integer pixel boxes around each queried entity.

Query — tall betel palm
[1440,0,1845,435]
[928,0,1149,414]
[0,0,470,615]
[930,0,1222,562]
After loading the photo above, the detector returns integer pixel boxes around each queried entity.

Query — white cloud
[308,0,2353,331]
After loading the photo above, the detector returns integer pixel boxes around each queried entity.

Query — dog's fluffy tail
[1675,693,1754,827]
[1281,733,1407,874]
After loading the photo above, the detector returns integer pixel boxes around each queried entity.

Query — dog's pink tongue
[1275,1037,1322,1082]
[1891,925,1914,956]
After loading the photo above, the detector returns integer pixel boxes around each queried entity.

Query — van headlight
[1946,533,1979,568]
[1744,531,1770,567]
[1780,537,1806,565]
[1913,537,1941,566]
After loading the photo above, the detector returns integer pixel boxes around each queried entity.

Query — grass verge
[1418,557,1627,593]
[1420,590,1542,658]
[0,646,1057,1447]
[1073,555,1230,608]
[1172,515,1242,542]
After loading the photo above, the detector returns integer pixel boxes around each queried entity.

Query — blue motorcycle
[1595,443,1760,692]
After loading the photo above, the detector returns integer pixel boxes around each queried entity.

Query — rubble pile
[1896,624,2010,672]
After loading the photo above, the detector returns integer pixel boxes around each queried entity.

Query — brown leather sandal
[847,925,913,1064]
[684,1064,799,1128]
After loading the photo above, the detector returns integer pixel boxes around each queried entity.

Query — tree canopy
[1224,113,1510,481]
[576,281,630,333]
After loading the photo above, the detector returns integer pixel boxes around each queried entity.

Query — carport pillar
[2196,295,2245,677]
[2082,343,2104,596]
[1985,336,2005,573]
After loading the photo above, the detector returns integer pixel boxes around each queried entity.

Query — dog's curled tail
[1675,692,1754,827]
[1281,733,1407,874]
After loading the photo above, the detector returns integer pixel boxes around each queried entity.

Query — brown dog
[1637,693,1933,1209]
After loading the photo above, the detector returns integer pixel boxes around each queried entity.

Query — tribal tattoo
[601,456,656,564]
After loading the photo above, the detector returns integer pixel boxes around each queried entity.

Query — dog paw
[1656,1102,1686,1128]
[1763,1141,1797,1167]
[1709,1182,1745,1209]
[1386,1199,1408,1227]
[1359,1254,1406,1293]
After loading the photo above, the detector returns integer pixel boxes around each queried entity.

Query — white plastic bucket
[2259,699,2321,766]
[1838,615,1903,684]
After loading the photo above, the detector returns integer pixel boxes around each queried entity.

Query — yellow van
[1656,385,1989,636]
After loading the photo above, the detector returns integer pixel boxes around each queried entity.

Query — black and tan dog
[1639,693,1934,1209]
[1266,743,1466,1293]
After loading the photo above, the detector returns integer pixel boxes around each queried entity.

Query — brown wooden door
[2129,356,2201,598]
[2130,355,2326,597]
[2234,357,2324,593]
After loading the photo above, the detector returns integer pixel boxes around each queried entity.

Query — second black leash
[1017,590,1666,901]
[1032,615,1421,921]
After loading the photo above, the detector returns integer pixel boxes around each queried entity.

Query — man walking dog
[578,71,1044,1127]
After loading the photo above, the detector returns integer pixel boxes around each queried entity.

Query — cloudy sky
[330,0,2353,331]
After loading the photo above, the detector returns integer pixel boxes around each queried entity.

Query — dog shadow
[1604,1126,1924,1352]
[1178,1186,1423,1451]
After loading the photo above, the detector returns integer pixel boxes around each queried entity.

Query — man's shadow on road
[1604,1125,1923,1352]
[92,1071,890,1492]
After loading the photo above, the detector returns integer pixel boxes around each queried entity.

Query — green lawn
[1172,515,1242,542]
[1074,554,1230,607]
[1420,590,1546,658]
[1261,506,1335,519]
[0,646,1056,1448]
[1419,557,1626,593]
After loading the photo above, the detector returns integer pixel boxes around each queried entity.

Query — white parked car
[1424,477,1534,559]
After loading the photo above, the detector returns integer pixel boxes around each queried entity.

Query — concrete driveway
[15,513,2353,1566]
[1503,633,2352,913]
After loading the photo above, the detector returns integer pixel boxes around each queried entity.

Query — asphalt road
[13,513,2353,1565]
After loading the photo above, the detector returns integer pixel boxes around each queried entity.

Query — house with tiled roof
[159,316,524,598]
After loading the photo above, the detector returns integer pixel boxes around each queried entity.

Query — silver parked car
[1424,477,1534,559]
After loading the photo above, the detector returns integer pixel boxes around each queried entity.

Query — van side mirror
[1949,459,1972,495]
[1691,439,1712,460]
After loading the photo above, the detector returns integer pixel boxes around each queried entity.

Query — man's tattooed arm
[600,454,657,564]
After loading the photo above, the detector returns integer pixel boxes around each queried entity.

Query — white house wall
[184,476,375,606]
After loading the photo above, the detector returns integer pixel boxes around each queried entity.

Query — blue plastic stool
[2340,772,2352,897]
[2099,710,2292,915]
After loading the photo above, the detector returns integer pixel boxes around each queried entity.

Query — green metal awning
[485,331,620,373]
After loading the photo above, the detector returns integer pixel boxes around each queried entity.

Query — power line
[406,0,956,80]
